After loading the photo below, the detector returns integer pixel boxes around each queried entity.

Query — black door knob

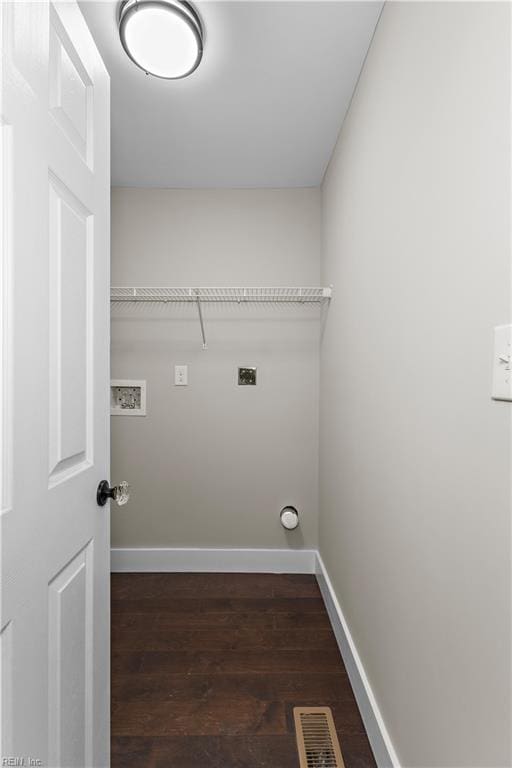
[97,480,116,506]
[96,480,130,507]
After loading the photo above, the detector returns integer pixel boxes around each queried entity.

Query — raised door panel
[0,621,13,759]
[48,543,93,768]
[0,118,13,519]
[48,173,93,487]
[2,1,48,94]
[49,5,93,166]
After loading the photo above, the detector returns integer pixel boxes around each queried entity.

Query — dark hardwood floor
[111,573,377,768]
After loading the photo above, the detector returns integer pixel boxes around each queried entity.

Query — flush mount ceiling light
[118,0,203,79]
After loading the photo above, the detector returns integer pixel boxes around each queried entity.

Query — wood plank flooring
[111,573,377,768]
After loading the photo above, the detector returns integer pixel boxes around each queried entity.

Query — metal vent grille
[293,707,346,768]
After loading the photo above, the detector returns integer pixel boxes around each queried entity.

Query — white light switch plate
[174,365,188,386]
[492,325,512,401]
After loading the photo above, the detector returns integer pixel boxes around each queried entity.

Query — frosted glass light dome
[119,0,203,80]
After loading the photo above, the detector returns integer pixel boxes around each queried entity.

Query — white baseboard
[110,547,317,574]
[315,553,400,768]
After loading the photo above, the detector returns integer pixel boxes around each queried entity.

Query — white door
[1,2,110,766]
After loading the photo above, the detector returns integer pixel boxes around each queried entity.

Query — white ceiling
[80,1,382,188]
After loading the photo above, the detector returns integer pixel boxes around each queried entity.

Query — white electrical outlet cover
[492,325,512,401]
[174,365,188,386]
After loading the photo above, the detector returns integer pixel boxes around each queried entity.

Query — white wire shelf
[110,286,332,303]
[110,286,332,349]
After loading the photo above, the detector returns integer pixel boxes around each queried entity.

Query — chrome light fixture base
[119,0,204,80]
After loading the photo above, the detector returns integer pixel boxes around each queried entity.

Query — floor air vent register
[293,707,346,768]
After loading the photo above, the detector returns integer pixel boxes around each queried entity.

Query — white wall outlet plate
[111,379,147,415]
[492,325,512,401]
[174,365,188,386]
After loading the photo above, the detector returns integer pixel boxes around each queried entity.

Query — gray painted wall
[320,2,511,766]
[111,188,321,548]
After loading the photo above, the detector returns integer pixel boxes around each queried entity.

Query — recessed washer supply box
[111,379,146,416]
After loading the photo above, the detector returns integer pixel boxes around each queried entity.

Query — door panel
[0,621,13,759]
[1,2,110,766]
[0,118,13,521]
[48,172,92,486]
[49,5,93,166]
[48,542,94,768]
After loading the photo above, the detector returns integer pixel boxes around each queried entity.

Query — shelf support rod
[195,290,207,350]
